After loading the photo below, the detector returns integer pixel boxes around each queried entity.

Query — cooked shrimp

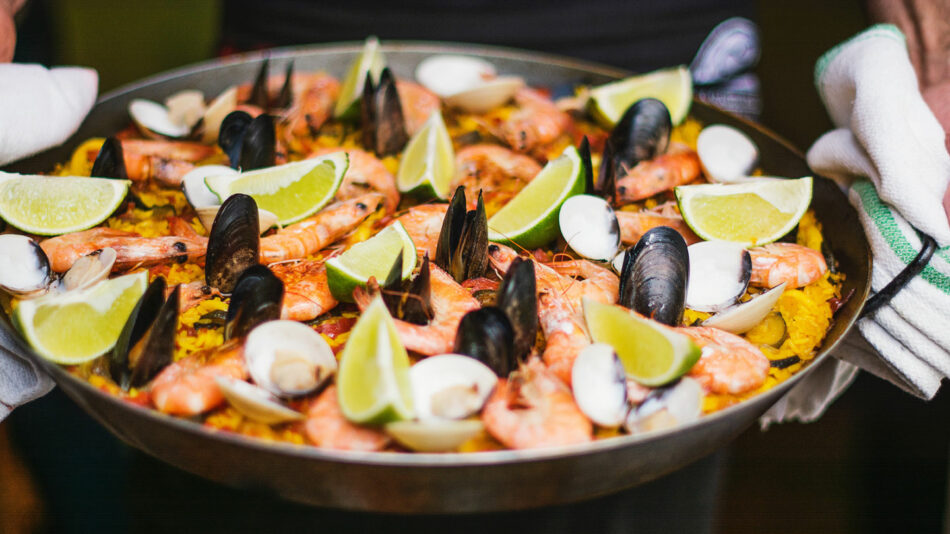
[500,88,572,155]
[150,341,248,416]
[679,326,769,395]
[395,80,441,135]
[353,263,480,355]
[616,210,701,245]
[270,259,338,321]
[481,358,592,449]
[615,144,701,204]
[40,227,208,273]
[303,386,389,451]
[749,243,828,289]
[118,139,218,186]
[284,73,342,137]
[453,144,541,211]
[395,203,448,260]
[260,193,384,263]
[309,147,399,214]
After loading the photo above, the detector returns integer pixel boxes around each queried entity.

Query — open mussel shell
[385,419,485,453]
[619,226,689,326]
[90,137,129,180]
[624,377,703,435]
[409,354,498,421]
[609,98,672,166]
[454,308,516,377]
[496,257,537,362]
[109,279,179,391]
[558,194,620,261]
[383,254,433,326]
[435,187,488,283]
[243,320,336,398]
[206,194,261,293]
[248,57,271,109]
[61,248,116,292]
[572,344,628,428]
[361,67,409,156]
[239,114,277,171]
[128,98,193,139]
[218,110,253,168]
[201,86,238,143]
[685,241,751,313]
[225,265,283,341]
[697,124,758,183]
[215,376,304,425]
[703,282,786,334]
[0,235,52,297]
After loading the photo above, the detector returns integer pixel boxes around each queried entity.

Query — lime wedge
[675,177,813,246]
[0,173,130,236]
[487,145,585,249]
[334,36,387,120]
[583,297,700,387]
[397,110,454,199]
[337,296,414,424]
[13,271,149,364]
[589,66,692,127]
[326,221,416,302]
[205,152,348,225]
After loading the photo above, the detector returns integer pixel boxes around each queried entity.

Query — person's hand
[0,0,25,62]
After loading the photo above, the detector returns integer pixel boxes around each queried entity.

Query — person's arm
[868,0,950,131]
[0,0,25,62]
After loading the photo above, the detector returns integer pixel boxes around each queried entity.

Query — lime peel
[589,66,692,127]
[326,221,416,303]
[0,173,131,236]
[397,109,454,199]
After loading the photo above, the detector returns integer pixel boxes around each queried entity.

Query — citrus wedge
[326,221,416,302]
[589,66,692,127]
[205,152,348,225]
[397,109,454,199]
[13,271,149,364]
[0,173,130,236]
[337,296,414,424]
[334,36,386,120]
[487,145,585,249]
[676,176,813,246]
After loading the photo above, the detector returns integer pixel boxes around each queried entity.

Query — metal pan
[2,42,870,513]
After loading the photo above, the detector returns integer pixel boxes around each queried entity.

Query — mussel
[684,241,751,313]
[225,265,283,341]
[571,343,628,428]
[382,254,433,326]
[598,98,672,203]
[218,111,276,170]
[619,226,689,326]
[109,278,179,390]
[0,234,52,297]
[218,110,253,166]
[90,137,129,180]
[434,186,488,283]
[205,193,261,293]
[453,307,516,377]
[361,67,409,156]
[247,58,295,112]
[496,256,537,362]
[243,319,336,398]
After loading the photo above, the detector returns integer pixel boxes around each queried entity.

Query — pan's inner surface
[1,43,870,512]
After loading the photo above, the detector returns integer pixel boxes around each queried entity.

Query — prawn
[481,358,592,449]
[500,88,572,155]
[303,385,389,451]
[270,259,338,322]
[117,139,218,186]
[748,242,828,289]
[679,326,769,395]
[259,193,384,263]
[453,144,541,211]
[40,227,208,273]
[616,209,701,245]
[352,263,480,356]
[614,143,702,204]
[283,73,342,138]
[308,147,399,214]
[150,340,248,416]
[395,80,441,136]
[395,203,448,260]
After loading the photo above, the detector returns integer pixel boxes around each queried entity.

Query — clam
[0,235,52,297]
[443,78,524,114]
[361,67,409,156]
[61,248,116,292]
[201,86,238,143]
[434,187,488,283]
[164,90,206,132]
[571,344,628,428]
[415,55,523,114]
[215,376,304,424]
[618,226,690,326]
[453,308,516,377]
[225,265,283,341]
[196,206,279,235]
[703,282,786,334]
[109,279,179,391]
[685,241,751,313]
[558,194,620,261]
[495,257,538,363]
[696,124,758,183]
[205,193,260,293]
[625,377,703,435]
[243,320,336,398]
[182,164,237,210]
[408,353,498,420]
[128,90,206,139]
[611,250,626,274]
[385,420,485,453]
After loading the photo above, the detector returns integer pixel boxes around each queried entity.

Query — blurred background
[2,1,950,533]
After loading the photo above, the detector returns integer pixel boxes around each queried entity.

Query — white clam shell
[0,234,51,296]
[702,282,787,334]
[201,86,238,143]
[385,419,485,452]
[215,376,304,425]
[182,164,237,210]
[416,55,497,97]
[443,77,524,114]
[558,195,621,261]
[409,354,498,421]
[685,240,751,312]
[244,320,337,398]
[164,89,206,131]
[129,98,191,138]
[697,124,758,183]
[61,248,116,292]
[611,250,626,274]
[625,377,703,435]
[571,343,628,428]
[197,205,279,235]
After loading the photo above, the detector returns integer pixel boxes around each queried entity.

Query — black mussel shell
[383,254,433,326]
[273,61,294,109]
[361,67,409,157]
[496,257,538,362]
[579,136,594,195]
[619,226,689,326]
[596,138,618,204]
[609,98,672,168]
[206,194,260,293]
[435,187,488,283]
[454,307,516,377]
[248,58,270,110]
[435,186,467,272]
[382,251,404,290]
[239,114,277,171]
[225,264,284,340]
[218,110,253,168]
[91,137,128,180]
[110,278,178,390]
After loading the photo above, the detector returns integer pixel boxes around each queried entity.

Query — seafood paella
[0,39,846,453]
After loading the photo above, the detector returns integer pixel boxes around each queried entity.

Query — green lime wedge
[0,173,130,236]
[326,221,416,302]
[676,177,813,246]
[487,145,585,249]
[397,110,454,199]
[337,296,414,424]
[334,36,387,120]
[13,271,149,365]
[583,298,701,387]
[589,66,692,127]
[205,152,348,225]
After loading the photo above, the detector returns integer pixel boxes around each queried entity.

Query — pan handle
[860,231,937,318]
